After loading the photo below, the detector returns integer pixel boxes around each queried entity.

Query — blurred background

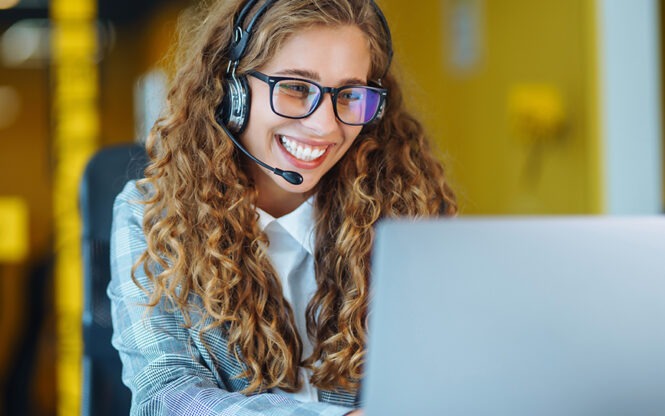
[0,0,661,415]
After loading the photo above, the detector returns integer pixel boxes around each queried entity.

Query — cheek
[342,127,363,151]
[331,127,363,164]
[240,97,274,147]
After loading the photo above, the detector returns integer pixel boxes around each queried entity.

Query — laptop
[363,217,665,416]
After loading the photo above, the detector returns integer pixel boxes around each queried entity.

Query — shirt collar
[256,196,316,255]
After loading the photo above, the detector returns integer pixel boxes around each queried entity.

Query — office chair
[79,143,148,416]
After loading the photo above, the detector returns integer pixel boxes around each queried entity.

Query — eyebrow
[273,68,367,86]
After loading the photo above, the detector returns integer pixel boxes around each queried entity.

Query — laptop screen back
[364,217,665,416]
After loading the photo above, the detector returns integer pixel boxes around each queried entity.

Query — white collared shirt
[256,197,318,402]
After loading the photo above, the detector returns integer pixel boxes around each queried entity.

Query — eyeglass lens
[273,79,381,125]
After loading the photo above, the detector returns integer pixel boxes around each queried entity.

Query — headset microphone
[216,115,304,185]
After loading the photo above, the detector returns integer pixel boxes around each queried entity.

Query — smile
[279,135,329,162]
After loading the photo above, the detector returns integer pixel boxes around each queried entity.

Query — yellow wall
[382,0,600,214]
[99,2,183,144]
[0,48,53,410]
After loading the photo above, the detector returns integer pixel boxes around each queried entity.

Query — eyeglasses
[249,71,387,126]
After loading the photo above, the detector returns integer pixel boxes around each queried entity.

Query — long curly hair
[135,0,457,395]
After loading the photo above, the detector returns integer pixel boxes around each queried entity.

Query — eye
[276,80,315,99]
[337,88,365,105]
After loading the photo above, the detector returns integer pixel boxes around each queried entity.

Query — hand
[346,410,364,416]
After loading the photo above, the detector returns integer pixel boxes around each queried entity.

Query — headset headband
[229,0,277,62]
[227,0,393,84]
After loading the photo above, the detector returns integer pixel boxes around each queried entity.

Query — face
[240,24,372,215]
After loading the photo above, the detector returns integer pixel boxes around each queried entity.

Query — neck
[252,166,312,218]
[257,189,311,218]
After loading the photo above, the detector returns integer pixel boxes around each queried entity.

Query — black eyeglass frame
[249,70,388,126]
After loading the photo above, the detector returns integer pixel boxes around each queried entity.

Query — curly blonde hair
[135,0,457,395]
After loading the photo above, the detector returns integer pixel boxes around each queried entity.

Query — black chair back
[79,143,148,416]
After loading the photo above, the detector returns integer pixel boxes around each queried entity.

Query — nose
[300,93,339,135]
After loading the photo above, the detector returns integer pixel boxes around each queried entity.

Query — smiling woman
[108,1,457,415]
[241,25,372,214]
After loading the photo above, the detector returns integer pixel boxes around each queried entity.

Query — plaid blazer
[108,181,359,415]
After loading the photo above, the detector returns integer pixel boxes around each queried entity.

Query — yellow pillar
[50,0,98,414]
[0,197,29,262]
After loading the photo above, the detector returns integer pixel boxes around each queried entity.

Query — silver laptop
[364,217,665,416]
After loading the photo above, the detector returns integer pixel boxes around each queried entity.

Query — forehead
[260,25,372,83]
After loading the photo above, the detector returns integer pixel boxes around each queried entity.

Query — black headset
[217,0,394,135]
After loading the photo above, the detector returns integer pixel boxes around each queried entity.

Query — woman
[109,0,457,414]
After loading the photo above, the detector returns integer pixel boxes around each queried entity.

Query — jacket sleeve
[108,181,353,416]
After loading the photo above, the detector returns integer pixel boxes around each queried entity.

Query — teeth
[280,135,326,162]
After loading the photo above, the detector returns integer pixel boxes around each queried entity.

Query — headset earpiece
[219,72,251,134]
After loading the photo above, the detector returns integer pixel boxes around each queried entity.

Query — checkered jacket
[108,181,359,415]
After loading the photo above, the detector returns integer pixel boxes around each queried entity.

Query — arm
[108,181,354,416]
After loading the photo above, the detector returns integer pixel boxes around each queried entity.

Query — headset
[215,0,394,185]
